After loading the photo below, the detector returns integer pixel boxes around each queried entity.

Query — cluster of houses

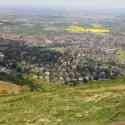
[0,36,123,85]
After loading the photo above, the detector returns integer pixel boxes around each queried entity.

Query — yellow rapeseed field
[65,25,111,33]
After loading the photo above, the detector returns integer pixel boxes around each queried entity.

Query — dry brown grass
[0,81,30,95]
[111,122,125,125]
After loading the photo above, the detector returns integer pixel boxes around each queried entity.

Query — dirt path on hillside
[84,84,125,93]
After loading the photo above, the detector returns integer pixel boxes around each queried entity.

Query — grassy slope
[0,81,30,95]
[0,79,125,125]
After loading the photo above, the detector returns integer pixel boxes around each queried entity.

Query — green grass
[116,49,125,64]
[0,79,125,125]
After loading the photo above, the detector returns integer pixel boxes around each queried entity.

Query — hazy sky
[0,0,125,9]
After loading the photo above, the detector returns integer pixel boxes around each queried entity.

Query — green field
[0,79,125,125]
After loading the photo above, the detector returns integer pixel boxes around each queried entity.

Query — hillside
[0,79,125,125]
[0,81,30,95]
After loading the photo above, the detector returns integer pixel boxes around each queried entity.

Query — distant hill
[0,7,125,17]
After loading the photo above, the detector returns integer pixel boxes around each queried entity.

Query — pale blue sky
[0,0,125,9]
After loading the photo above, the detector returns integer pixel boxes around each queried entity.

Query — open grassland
[116,49,125,64]
[0,79,125,125]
